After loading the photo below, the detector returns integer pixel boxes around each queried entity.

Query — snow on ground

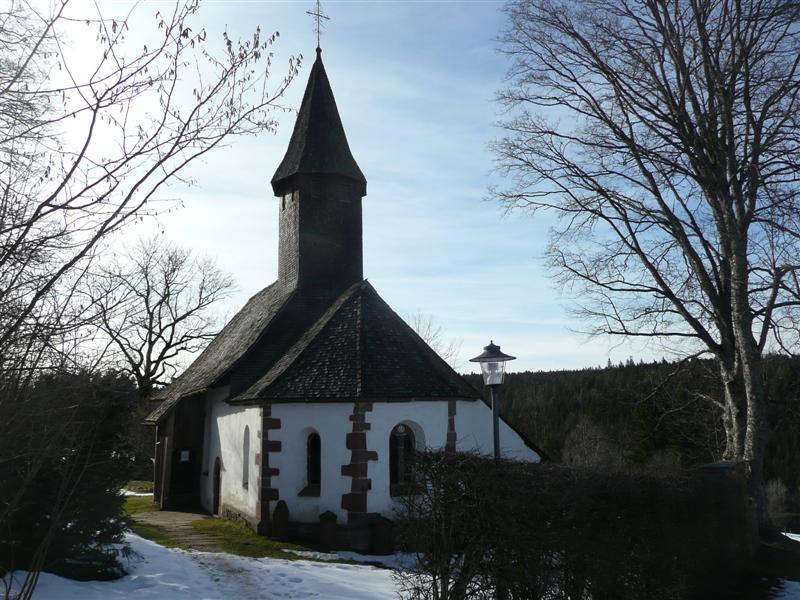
[282,548,416,570]
[14,532,800,599]
[771,534,800,599]
[21,533,398,599]
[770,578,800,600]
[122,490,154,497]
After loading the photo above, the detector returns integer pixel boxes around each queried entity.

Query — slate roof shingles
[145,281,294,422]
[147,280,480,422]
[231,281,481,402]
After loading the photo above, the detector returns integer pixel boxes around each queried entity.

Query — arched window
[242,426,250,490]
[300,432,321,497]
[390,424,415,496]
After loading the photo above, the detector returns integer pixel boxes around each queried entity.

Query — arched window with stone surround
[390,423,415,496]
[242,426,250,490]
[300,431,321,496]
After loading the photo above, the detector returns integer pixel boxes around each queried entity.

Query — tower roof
[271,49,366,195]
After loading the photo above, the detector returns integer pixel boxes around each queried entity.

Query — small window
[242,426,250,490]
[180,450,190,463]
[390,424,415,496]
[300,432,321,497]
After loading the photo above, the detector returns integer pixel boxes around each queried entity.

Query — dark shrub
[127,398,159,481]
[0,371,136,580]
[394,453,753,600]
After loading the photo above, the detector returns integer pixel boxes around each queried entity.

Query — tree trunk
[740,346,773,536]
[137,377,154,401]
[718,352,771,534]
[729,234,773,535]
[719,361,744,460]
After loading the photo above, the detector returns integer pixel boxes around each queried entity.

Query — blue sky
[114,0,663,373]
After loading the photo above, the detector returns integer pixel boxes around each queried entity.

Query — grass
[125,480,154,493]
[129,522,188,550]
[123,494,158,515]
[190,518,315,559]
[122,494,338,563]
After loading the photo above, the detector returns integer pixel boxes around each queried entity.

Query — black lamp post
[469,341,516,463]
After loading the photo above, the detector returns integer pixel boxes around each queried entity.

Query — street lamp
[469,341,516,463]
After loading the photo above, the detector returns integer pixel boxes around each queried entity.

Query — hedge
[394,453,755,600]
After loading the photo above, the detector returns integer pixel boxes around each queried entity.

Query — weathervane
[306,0,330,50]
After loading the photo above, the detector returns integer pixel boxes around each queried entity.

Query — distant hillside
[464,356,800,491]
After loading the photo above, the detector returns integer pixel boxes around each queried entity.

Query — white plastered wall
[367,400,539,518]
[202,397,540,525]
[270,402,354,523]
[455,400,541,462]
[201,385,261,520]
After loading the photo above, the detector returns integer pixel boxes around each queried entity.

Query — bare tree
[89,236,235,399]
[0,0,297,592]
[493,0,800,532]
[0,0,298,378]
[407,310,463,370]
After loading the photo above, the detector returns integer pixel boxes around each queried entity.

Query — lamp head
[469,341,516,385]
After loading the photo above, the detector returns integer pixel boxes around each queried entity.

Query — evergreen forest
[466,356,800,511]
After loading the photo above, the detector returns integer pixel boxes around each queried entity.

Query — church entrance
[212,457,221,515]
[165,398,205,509]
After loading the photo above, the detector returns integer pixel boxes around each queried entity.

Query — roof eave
[144,387,208,424]
[227,393,481,406]
[271,171,366,198]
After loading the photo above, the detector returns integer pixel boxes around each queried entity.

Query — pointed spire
[271,50,366,196]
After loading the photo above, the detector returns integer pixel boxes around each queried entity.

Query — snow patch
[13,533,397,599]
[282,548,417,570]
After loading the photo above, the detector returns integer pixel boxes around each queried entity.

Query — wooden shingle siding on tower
[146,46,541,547]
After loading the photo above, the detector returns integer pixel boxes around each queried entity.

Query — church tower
[271,48,366,296]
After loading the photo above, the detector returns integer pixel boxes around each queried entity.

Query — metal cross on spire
[306,0,330,51]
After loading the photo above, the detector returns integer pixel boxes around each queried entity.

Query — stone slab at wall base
[286,520,379,555]
[213,509,390,554]
[220,504,258,533]
[336,522,374,554]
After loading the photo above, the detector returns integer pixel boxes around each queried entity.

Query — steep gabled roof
[231,281,481,402]
[145,282,295,423]
[271,49,366,196]
[146,279,480,422]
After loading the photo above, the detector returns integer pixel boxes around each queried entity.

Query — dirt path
[132,510,225,552]
[131,511,275,598]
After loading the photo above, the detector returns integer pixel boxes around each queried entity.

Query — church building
[146,46,541,551]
